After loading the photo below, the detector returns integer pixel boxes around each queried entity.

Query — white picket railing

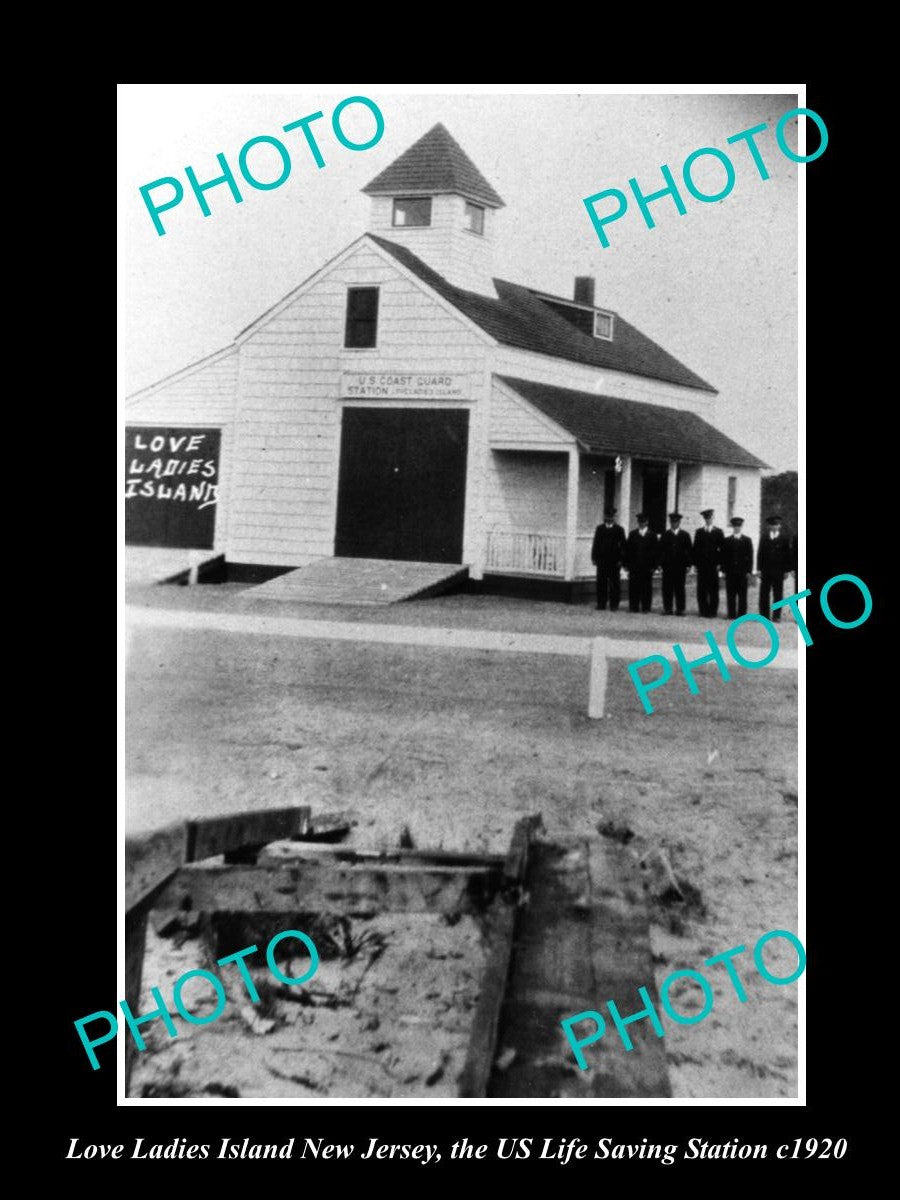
[484,531,603,578]
[485,530,567,576]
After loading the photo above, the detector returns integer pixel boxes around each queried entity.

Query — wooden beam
[485,838,670,1098]
[588,636,608,719]
[667,461,678,514]
[259,842,507,870]
[504,814,542,884]
[565,447,580,581]
[154,860,499,917]
[619,455,633,533]
[125,902,150,1092]
[125,822,189,913]
[186,806,310,863]
[458,816,539,1097]
[584,838,671,1097]
[458,900,517,1097]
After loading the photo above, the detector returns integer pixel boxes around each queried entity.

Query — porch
[483,449,697,582]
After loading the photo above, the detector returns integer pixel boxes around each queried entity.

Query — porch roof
[498,376,768,469]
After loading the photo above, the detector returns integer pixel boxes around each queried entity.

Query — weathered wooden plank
[125,902,149,1093]
[259,841,506,869]
[186,806,310,862]
[125,822,189,913]
[458,817,538,1097]
[154,861,498,917]
[583,838,671,1097]
[486,838,670,1098]
[504,814,542,883]
[457,900,518,1098]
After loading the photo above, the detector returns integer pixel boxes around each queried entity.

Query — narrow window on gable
[464,201,485,235]
[727,475,738,522]
[344,287,379,349]
[392,197,432,227]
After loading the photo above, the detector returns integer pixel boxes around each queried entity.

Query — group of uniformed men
[590,507,797,620]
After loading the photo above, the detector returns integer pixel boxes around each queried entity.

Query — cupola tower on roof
[362,123,503,297]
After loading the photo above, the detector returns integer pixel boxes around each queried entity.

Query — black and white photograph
[118,87,805,1105]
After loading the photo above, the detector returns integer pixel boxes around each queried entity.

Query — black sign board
[125,426,221,549]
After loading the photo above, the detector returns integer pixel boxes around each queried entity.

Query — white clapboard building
[125,123,765,597]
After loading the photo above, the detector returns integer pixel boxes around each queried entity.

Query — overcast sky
[119,87,801,473]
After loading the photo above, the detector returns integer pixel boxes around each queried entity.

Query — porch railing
[485,530,566,576]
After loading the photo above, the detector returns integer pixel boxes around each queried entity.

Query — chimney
[574,276,595,307]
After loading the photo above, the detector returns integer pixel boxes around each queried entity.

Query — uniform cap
[766,515,783,524]
[700,508,714,519]
[730,517,744,526]
[636,512,648,522]
[668,512,682,521]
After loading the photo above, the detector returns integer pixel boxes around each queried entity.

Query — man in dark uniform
[693,508,725,617]
[721,516,753,619]
[626,512,659,613]
[758,514,793,621]
[659,511,693,615]
[591,506,626,611]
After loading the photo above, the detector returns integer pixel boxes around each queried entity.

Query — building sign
[341,372,469,400]
[125,426,221,549]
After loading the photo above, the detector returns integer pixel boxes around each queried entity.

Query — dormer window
[392,197,432,228]
[464,201,485,235]
[536,293,616,342]
[593,310,614,340]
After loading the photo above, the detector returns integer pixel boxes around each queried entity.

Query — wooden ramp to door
[244,557,469,606]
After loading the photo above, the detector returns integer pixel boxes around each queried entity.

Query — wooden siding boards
[369,195,498,296]
[124,231,763,575]
[123,350,239,552]
[701,464,762,543]
[492,345,718,418]
[489,378,572,447]
[676,464,704,533]
[484,451,569,535]
[228,241,492,567]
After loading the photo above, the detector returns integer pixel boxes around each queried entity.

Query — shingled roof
[370,235,717,393]
[499,377,767,468]
[362,123,505,209]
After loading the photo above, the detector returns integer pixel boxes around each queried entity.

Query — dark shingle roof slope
[500,376,767,468]
[363,123,505,208]
[370,235,717,393]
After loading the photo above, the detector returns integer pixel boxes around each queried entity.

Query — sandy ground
[125,580,799,1099]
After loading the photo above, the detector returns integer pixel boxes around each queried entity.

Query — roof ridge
[368,234,717,395]
[525,283,617,315]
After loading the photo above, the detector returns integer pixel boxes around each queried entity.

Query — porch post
[565,447,580,580]
[667,461,678,515]
[619,455,633,531]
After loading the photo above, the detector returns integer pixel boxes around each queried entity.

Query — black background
[67,78,877,1175]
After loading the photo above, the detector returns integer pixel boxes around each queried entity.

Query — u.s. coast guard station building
[125,124,765,599]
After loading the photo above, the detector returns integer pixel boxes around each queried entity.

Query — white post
[565,447,580,580]
[588,636,608,719]
[667,461,678,514]
[619,455,633,531]
[188,550,200,587]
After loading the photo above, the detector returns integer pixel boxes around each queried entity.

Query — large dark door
[335,408,469,563]
[640,462,669,534]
